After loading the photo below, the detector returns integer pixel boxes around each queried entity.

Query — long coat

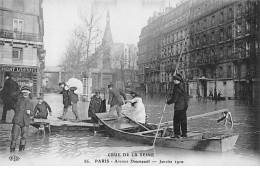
[108,89,126,107]
[88,95,103,118]
[60,88,71,108]
[11,92,34,126]
[167,82,188,111]
[2,78,20,110]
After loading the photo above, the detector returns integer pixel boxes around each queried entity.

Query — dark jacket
[108,89,126,107]
[167,83,188,111]
[34,101,52,119]
[88,95,103,118]
[60,88,71,108]
[68,90,79,104]
[2,78,20,110]
[11,92,34,126]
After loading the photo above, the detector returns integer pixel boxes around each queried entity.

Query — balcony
[0,30,43,42]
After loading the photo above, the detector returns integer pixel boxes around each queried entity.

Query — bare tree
[61,1,103,77]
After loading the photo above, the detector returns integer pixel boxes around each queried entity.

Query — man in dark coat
[166,74,188,138]
[68,87,81,122]
[88,91,103,123]
[107,84,126,120]
[1,72,20,123]
[10,86,34,152]
[58,82,71,120]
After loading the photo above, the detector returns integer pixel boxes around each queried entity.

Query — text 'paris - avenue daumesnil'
[85,159,184,164]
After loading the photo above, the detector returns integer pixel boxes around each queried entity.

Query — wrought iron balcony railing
[0,29,43,42]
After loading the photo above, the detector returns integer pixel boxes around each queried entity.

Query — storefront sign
[0,66,38,72]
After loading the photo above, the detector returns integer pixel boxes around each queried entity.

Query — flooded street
[0,93,259,165]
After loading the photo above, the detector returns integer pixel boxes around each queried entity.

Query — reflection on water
[0,97,259,165]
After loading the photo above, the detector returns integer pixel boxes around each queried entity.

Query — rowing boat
[96,111,238,153]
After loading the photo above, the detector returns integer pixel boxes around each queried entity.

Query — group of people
[0,71,189,153]
[0,72,53,152]
[88,73,188,139]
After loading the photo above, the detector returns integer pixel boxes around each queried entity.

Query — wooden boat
[96,110,239,153]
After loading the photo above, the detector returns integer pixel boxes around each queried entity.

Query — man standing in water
[166,74,188,138]
[107,84,126,120]
[10,86,34,152]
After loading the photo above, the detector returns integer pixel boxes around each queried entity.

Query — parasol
[66,78,83,95]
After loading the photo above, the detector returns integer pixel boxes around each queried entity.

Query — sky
[43,0,181,66]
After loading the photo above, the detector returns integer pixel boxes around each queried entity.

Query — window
[12,47,22,59]
[246,41,250,57]
[246,21,251,33]
[220,28,224,41]
[228,8,233,19]
[237,4,242,17]
[220,11,224,23]
[211,31,215,43]
[204,19,207,29]
[13,19,24,33]
[228,25,232,38]
[219,66,223,78]
[211,15,215,26]
[237,23,242,36]
[227,65,232,78]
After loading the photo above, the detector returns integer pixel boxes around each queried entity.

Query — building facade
[137,0,259,100]
[0,0,45,96]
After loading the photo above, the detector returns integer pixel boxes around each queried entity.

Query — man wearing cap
[166,74,188,138]
[107,84,126,120]
[1,72,20,123]
[10,86,34,152]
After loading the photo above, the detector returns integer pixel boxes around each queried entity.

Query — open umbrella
[66,78,83,95]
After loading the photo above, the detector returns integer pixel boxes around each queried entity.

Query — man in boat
[107,84,127,120]
[166,74,188,138]
[88,91,104,123]
[10,86,34,152]
[125,91,146,124]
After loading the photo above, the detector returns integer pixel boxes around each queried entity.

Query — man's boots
[19,145,25,151]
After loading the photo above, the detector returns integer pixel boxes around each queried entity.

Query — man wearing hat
[1,72,20,123]
[10,86,34,152]
[166,74,188,138]
[107,84,126,120]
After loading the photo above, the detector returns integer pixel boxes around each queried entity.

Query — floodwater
[0,93,259,165]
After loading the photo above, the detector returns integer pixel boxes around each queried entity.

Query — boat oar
[122,113,150,131]
[152,103,167,147]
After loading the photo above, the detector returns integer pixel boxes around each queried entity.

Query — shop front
[0,65,40,97]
